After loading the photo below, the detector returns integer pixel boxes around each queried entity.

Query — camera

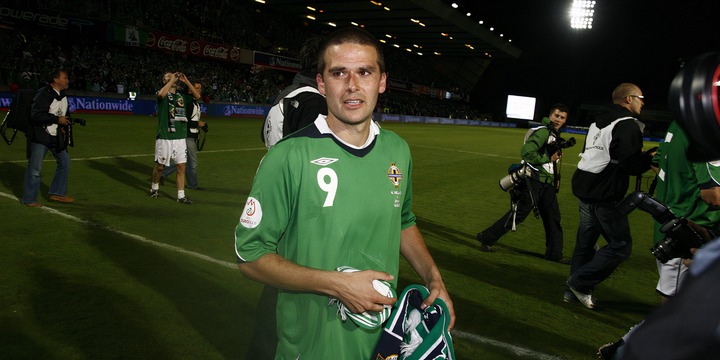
[547,136,576,155]
[70,117,87,126]
[201,122,208,132]
[499,164,532,192]
[617,191,706,263]
[668,52,720,161]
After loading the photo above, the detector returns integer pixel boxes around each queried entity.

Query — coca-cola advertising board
[145,31,242,63]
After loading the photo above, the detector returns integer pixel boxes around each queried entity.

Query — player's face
[317,43,386,127]
[549,109,567,131]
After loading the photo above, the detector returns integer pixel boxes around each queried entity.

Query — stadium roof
[253,0,522,93]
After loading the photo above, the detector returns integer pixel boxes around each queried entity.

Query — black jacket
[261,71,327,144]
[29,85,67,148]
[572,104,645,203]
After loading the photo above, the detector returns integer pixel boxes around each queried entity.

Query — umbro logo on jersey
[311,157,338,166]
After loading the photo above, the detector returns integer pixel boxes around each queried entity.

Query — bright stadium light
[570,0,595,29]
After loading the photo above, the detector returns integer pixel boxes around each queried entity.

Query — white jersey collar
[315,115,379,150]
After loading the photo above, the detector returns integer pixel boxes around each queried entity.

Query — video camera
[617,191,707,263]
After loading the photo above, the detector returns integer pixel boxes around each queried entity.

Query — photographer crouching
[476,103,574,264]
[21,69,77,207]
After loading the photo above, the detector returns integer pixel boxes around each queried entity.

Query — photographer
[566,83,651,310]
[21,69,75,207]
[597,120,720,359]
[596,52,720,360]
[476,103,571,264]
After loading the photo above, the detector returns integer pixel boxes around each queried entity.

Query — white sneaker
[567,283,595,309]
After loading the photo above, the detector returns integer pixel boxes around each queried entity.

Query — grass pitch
[0,113,661,359]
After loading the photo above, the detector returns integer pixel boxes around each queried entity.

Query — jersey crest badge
[387,163,403,188]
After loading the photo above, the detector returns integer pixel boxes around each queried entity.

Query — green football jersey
[652,121,720,244]
[156,91,190,140]
[235,117,416,359]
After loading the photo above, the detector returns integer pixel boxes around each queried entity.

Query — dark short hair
[48,69,67,85]
[549,103,570,115]
[317,27,385,74]
[298,36,323,72]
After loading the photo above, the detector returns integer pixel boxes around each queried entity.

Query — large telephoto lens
[668,52,720,161]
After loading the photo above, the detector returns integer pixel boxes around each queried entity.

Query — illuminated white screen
[506,95,536,120]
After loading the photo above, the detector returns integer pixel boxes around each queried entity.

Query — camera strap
[197,129,207,151]
[526,179,540,219]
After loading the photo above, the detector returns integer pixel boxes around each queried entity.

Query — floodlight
[570,0,595,29]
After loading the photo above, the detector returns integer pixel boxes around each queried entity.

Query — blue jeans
[568,200,632,293]
[162,138,198,188]
[22,142,71,204]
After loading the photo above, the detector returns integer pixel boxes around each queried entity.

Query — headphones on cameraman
[668,52,720,161]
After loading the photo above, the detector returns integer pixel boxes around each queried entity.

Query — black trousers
[480,179,564,260]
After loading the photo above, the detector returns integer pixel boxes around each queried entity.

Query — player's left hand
[422,279,455,331]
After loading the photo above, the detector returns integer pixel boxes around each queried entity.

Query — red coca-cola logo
[157,36,188,52]
[230,48,240,61]
[146,32,156,47]
[203,45,229,59]
[190,41,201,55]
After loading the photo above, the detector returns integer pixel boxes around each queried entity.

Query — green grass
[0,113,661,359]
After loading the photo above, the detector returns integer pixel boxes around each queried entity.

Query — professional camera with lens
[499,164,532,192]
[617,191,707,263]
[547,136,576,155]
[70,117,87,126]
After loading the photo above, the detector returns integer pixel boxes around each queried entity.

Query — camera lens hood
[668,52,720,161]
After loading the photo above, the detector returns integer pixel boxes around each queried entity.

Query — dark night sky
[460,0,720,120]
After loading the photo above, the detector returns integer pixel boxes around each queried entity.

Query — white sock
[151,183,159,191]
[178,190,185,199]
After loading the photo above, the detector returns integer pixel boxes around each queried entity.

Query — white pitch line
[413,145,578,167]
[0,191,236,269]
[451,330,565,360]
[1,190,564,360]
[0,147,266,164]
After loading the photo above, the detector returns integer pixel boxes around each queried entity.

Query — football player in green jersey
[235,28,455,359]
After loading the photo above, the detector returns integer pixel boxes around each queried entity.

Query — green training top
[235,116,416,359]
[652,121,720,244]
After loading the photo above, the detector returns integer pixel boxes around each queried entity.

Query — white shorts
[655,257,688,297]
[155,139,187,166]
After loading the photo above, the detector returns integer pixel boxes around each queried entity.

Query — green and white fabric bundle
[329,265,396,329]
